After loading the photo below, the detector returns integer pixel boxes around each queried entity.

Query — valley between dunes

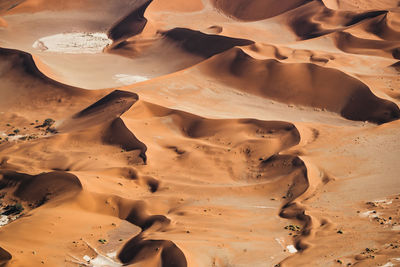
[0,0,400,266]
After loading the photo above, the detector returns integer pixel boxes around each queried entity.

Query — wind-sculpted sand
[0,0,399,266]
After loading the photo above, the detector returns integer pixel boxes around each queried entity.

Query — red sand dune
[0,0,400,266]
[211,0,313,21]
[199,48,400,123]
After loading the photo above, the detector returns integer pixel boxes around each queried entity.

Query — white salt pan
[32,32,112,54]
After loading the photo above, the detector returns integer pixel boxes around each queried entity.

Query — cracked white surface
[33,32,112,54]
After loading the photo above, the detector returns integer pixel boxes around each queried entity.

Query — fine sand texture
[0,0,400,266]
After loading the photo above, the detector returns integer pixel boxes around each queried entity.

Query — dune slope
[0,0,400,266]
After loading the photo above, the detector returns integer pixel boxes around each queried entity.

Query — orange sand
[0,0,400,266]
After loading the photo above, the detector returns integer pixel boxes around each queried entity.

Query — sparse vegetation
[98,239,107,244]
[285,224,301,232]
[35,118,55,128]
[2,203,24,215]
[43,118,55,127]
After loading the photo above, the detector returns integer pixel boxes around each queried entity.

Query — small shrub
[43,118,55,127]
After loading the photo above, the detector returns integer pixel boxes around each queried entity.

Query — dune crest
[1,0,400,266]
[199,48,400,124]
[108,0,153,41]
[0,47,97,112]
[211,0,312,21]
[161,28,254,58]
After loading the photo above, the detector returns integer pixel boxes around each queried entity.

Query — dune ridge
[1,0,400,266]
[130,102,332,264]
[0,47,100,112]
[199,48,400,124]
[210,0,313,21]
[0,170,82,206]
[161,28,254,58]
[108,0,153,42]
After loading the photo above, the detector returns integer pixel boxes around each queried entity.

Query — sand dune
[362,12,400,41]
[199,48,399,123]
[161,28,254,58]
[58,90,138,132]
[210,0,312,21]
[0,246,12,265]
[103,118,147,163]
[285,1,388,40]
[119,235,187,266]
[1,0,400,266]
[108,0,152,42]
[334,31,400,58]
[0,170,82,205]
[0,47,99,112]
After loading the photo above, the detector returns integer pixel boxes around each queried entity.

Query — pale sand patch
[90,253,121,267]
[80,250,121,267]
[32,32,112,54]
[112,74,149,85]
[392,225,400,231]
[360,210,380,218]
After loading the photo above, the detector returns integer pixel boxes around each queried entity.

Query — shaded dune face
[211,0,313,21]
[1,0,400,266]
[161,28,254,58]
[111,200,187,266]
[119,235,187,267]
[334,31,400,59]
[286,2,388,39]
[103,118,148,163]
[363,13,400,41]
[0,247,12,265]
[0,48,94,112]
[108,0,153,41]
[0,170,82,206]
[0,0,25,14]
[200,48,400,124]
[341,89,400,124]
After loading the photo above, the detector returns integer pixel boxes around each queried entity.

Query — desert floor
[0,0,400,266]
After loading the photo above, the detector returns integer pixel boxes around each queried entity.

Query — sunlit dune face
[1,0,400,266]
[32,32,112,54]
